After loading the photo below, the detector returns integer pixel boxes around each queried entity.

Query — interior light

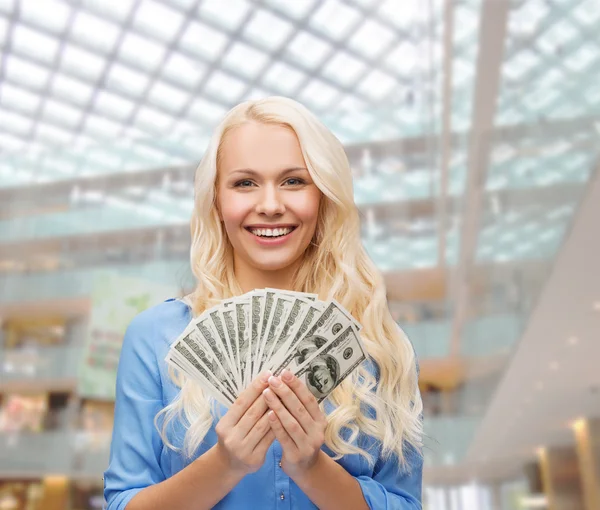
[593,302,600,311]
[549,361,559,370]
[567,336,579,345]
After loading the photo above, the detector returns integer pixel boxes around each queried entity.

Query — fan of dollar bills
[165,289,366,407]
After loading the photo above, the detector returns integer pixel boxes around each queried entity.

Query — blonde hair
[156,96,423,469]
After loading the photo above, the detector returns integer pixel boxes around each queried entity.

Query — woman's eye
[285,178,305,186]
[235,180,254,188]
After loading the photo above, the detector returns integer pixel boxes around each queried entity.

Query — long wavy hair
[156,96,423,469]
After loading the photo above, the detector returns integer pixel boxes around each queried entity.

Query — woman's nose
[255,185,285,215]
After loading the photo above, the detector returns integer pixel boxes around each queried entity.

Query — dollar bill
[193,316,239,395]
[255,295,295,376]
[272,300,353,375]
[265,297,320,371]
[208,307,238,386]
[220,301,241,389]
[293,325,366,402]
[169,338,236,405]
[249,291,265,380]
[234,297,251,388]
[256,289,277,377]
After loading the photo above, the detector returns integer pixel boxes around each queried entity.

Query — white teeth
[250,227,293,237]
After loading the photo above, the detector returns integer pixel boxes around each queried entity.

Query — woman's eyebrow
[229,166,308,177]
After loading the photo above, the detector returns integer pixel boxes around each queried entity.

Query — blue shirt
[103,299,423,510]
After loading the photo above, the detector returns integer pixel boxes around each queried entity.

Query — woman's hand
[214,371,275,476]
[262,369,328,478]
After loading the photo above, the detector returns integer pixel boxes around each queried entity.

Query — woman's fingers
[267,410,297,453]
[280,370,325,425]
[263,387,306,448]
[221,371,271,430]
[266,374,313,433]
[245,410,274,451]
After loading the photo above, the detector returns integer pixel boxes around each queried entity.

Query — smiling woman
[216,122,322,287]
[104,96,423,510]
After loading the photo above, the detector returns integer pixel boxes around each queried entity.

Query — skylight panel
[540,19,577,48]
[147,81,190,112]
[565,44,597,73]
[357,69,396,101]
[51,74,94,106]
[0,82,41,114]
[135,106,174,133]
[322,51,366,86]
[106,63,150,96]
[118,32,166,72]
[133,0,185,42]
[298,79,339,110]
[43,156,78,175]
[188,97,227,124]
[348,19,396,59]
[162,52,206,89]
[504,50,539,81]
[197,0,252,32]
[204,71,246,102]
[80,0,136,23]
[0,133,25,152]
[20,0,71,34]
[179,21,228,61]
[93,90,136,121]
[385,41,418,76]
[60,44,106,82]
[12,24,60,65]
[1,109,33,136]
[262,62,307,95]
[36,123,73,145]
[83,114,123,139]
[42,99,83,128]
[243,9,294,48]
[310,0,361,41]
[378,0,426,30]
[71,11,121,54]
[572,0,600,26]
[222,43,269,79]
[285,31,331,69]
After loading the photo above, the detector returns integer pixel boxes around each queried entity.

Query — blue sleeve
[103,315,167,510]
[355,443,423,510]
[355,336,423,509]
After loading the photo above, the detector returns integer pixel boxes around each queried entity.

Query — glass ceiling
[0,0,451,186]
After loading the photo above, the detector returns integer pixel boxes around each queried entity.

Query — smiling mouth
[245,226,297,238]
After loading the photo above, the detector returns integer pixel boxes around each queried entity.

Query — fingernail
[282,369,293,382]
[268,410,276,420]
[260,370,272,383]
[263,388,273,400]
[268,375,281,387]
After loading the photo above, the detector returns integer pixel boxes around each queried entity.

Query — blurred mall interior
[0,0,599,508]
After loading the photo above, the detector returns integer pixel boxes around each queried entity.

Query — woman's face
[217,122,322,274]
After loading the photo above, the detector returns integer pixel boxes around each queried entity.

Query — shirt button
[280,492,285,500]
[278,460,282,468]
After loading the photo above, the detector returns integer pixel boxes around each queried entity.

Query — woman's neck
[234,256,299,294]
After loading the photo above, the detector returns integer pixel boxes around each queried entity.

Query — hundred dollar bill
[234,297,251,388]
[207,307,238,388]
[192,316,239,395]
[166,346,234,406]
[249,290,265,380]
[272,300,358,376]
[269,301,324,373]
[220,301,241,389]
[292,325,366,402]
[265,288,318,302]
[255,294,295,376]
[255,289,277,377]
[264,297,320,371]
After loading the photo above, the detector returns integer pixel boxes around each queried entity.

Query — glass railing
[0,430,73,474]
[0,345,83,382]
[423,415,480,466]
[0,262,189,304]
